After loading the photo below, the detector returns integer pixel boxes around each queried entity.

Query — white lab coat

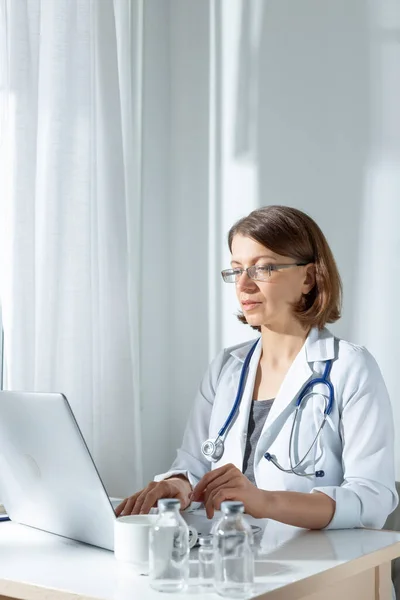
[155,327,398,529]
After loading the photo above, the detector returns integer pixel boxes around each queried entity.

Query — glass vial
[198,534,214,588]
[213,501,254,598]
[149,498,190,593]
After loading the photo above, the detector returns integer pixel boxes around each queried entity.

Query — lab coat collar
[229,327,336,365]
[305,327,335,362]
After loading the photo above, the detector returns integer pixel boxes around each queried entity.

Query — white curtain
[0,0,143,496]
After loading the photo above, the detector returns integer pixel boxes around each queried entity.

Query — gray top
[242,399,274,485]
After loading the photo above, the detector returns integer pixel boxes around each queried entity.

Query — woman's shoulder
[333,334,385,391]
[310,327,383,387]
[335,335,378,368]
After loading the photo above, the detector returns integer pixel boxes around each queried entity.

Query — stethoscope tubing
[218,339,259,437]
[202,337,334,477]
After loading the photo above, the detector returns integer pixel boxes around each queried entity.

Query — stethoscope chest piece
[201,437,224,463]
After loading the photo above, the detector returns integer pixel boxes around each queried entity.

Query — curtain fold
[0,0,143,496]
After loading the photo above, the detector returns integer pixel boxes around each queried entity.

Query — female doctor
[116,205,398,530]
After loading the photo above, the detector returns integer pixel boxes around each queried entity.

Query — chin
[245,316,266,328]
[244,311,275,329]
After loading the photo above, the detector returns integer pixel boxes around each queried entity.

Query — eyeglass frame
[221,262,309,283]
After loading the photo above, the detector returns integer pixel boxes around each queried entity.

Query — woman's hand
[191,463,268,519]
[115,476,192,517]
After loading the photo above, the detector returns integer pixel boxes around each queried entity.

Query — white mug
[114,514,198,574]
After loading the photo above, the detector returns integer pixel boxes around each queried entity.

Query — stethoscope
[201,339,334,478]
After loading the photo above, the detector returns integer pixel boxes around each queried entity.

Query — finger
[204,485,227,519]
[212,487,239,512]
[192,467,227,501]
[192,464,235,501]
[194,464,239,503]
[201,471,240,505]
[115,498,128,516]
[139,482,173,515]
[120,491,142,516]
[204,487,238,519]
[132,483,159,515]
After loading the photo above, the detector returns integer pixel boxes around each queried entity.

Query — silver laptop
[0,391,119,551]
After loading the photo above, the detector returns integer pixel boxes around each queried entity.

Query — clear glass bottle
[198,534,214,588]
[149,498,190,593]
[213,501,254,598]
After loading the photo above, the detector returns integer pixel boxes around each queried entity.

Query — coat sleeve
[312,346,398,529]
[154,348,227,489]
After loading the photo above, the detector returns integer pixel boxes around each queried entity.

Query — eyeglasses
[221,263,308,283]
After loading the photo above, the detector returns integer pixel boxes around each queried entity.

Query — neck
[260,321,310,367]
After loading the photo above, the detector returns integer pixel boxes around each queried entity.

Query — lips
[242,301,262,310]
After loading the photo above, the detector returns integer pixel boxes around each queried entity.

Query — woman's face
[230,234,315,330]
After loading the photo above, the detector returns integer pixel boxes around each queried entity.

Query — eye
[226,268,243,277]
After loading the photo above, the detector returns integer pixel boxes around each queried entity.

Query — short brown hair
[228,205,342,330]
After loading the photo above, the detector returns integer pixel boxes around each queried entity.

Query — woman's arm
[192,463,335,529]
[311,347,398,529]
[264,490,335,529]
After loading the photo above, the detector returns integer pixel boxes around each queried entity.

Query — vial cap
[157,498,181,511]
[198,534,213,546]
[221,501,244,514]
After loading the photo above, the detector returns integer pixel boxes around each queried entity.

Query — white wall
[218,0,371,346]
[139,0,400,484]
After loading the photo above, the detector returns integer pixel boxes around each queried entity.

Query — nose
[236,270,257,291]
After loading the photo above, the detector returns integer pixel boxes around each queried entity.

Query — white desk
[0,519,399,600]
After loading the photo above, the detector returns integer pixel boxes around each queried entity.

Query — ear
[302,264,316,295]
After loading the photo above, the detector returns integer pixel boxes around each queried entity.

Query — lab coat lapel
[256,327,336,462]
[221,338,262,470]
